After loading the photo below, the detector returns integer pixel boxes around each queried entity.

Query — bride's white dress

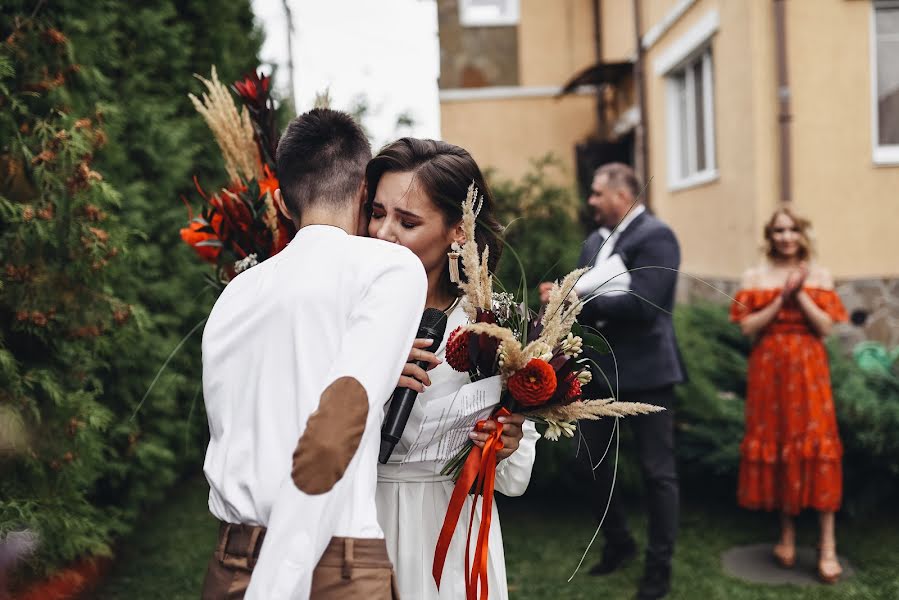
[376,304,540,600]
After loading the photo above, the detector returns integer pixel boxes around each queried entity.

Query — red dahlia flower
[446,326,472,372]
[565,375,582,402]
[508,359,557,407]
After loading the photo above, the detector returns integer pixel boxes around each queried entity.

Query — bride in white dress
[366,138,540,600]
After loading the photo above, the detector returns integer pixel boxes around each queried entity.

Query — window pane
[876,5,899,35]
[877,7,899,145]
[468,0,505,10]
[673,73,689,178]
[692,58,706,172]
[460,0,518,24]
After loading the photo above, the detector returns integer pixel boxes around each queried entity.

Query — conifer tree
[0,0,266,576]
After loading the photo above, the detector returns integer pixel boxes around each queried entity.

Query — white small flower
[561,333,583,357]
[234,253,259,274]
[543,420,562,441]
[577,370,593,385]
[528,341,552,362]
[543,419,577,441]
[491,292,516,321]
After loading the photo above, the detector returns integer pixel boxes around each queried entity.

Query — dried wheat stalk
[527,398,665,422]
[188,66,262,185]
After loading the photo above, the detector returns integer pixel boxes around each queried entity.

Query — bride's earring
[448,241,462,283]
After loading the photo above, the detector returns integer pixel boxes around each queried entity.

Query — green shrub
[0,1,264,577]
[672,303,748,501]
[489,155,584,308]
[829,339,899,515]
[0,20,134,572]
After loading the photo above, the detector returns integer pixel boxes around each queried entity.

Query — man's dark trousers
[578,385,679,571]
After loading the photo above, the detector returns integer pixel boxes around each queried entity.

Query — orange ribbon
[433,407,511,600]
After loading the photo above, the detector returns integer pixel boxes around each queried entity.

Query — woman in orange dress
[730,208,847,583]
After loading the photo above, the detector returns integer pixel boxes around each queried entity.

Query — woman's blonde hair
[763,206,813,261]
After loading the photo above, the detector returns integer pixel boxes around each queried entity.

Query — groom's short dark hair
[276,108,371,217]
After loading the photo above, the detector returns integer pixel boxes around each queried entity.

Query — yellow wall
[440,94,597,182]
[746,0,780,254]
[641,0,899,279]
[643,0,692,36]
[786,0,899,278]
[441,0,600,183]
[518,0,596,86]
[440,0,899,279]
[600,0,635,62]
[644,0,763,279]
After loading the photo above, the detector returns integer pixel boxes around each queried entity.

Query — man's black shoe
[588,538,638,576]
[635,564,671,600]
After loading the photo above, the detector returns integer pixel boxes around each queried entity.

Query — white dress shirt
[202,225,427,599]
[573,204,645,299]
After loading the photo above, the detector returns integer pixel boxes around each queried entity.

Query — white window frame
[458,0,520,27]
[871,0,899,165]
[655,10,719,191]
[663,48,717,191]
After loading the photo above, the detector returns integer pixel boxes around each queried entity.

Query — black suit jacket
[578,211,686,396]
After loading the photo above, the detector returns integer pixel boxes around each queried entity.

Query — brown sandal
[817,545,843,584]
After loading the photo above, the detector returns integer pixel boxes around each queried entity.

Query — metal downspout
[774,0,792,203]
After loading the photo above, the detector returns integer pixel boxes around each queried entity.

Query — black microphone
[379,308,449,464]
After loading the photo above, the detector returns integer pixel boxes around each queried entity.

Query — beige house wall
[518,0,596,86]
[440,94,597,182]
[442,0,899,279]
[437,0,897,341]
[642,0,762,279]
[644,0,693,36]
[786,0,899,279]
[746,0,780,257]
[440,0,600,183]
[600,0,635,62]
[637,0,899,280]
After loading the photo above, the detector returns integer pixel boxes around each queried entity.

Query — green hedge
[0,1,264,578]
[490,155,584,308]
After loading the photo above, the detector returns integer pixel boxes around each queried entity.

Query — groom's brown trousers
[201,522,400,599]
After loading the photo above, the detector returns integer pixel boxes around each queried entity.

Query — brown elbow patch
[291,376,369,495]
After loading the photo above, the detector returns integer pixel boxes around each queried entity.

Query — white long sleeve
[202,226,428,600]
[245,251,427,599]
[494,420,540,497]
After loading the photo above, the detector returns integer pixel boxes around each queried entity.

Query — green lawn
[94,477,899,599]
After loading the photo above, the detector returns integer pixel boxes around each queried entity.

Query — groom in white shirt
[201,109,427,599]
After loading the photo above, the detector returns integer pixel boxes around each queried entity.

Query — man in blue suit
[545,162,684,600]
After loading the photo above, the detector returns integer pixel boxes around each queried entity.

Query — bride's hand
[396,338,442,393]
[470,414,525,461]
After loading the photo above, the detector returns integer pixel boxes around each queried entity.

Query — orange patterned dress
[730,288,848,515]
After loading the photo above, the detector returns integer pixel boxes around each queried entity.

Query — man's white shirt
[202,225,426,599]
